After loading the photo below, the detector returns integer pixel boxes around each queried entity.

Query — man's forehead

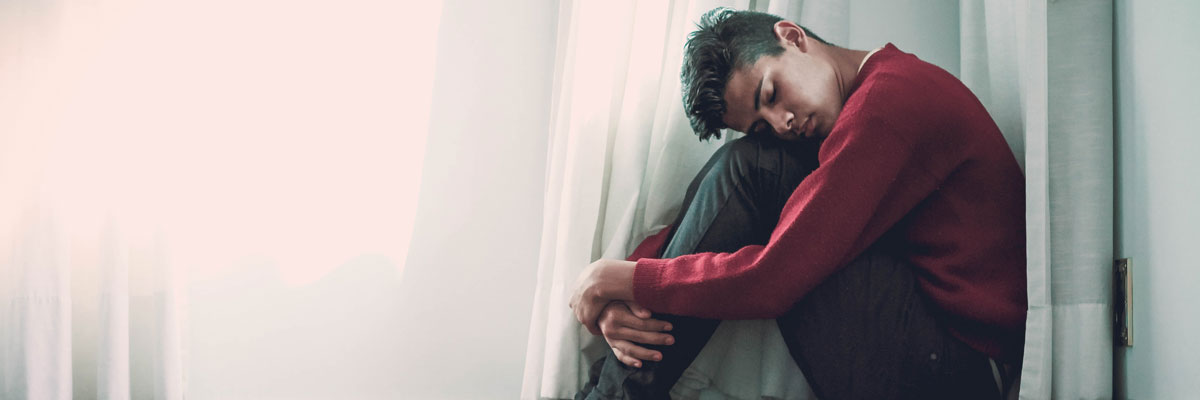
[722,66,761,130]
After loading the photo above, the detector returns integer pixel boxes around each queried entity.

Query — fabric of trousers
[574,135,1001,400]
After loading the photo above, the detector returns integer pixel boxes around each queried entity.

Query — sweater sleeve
[632,107,946,319]
[625,225,673,262]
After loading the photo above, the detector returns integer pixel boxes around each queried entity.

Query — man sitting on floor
[569,8,1027,400]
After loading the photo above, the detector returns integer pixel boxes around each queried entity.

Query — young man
[570,8,1026,400]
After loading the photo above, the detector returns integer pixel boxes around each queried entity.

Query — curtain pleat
[1044,0,1115,398]
[2,207,73,400]
[0,204,185,400]
[96,223,131,400]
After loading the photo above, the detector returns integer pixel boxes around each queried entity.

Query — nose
[767,109,795,135]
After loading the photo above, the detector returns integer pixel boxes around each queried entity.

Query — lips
[794,115,814,138]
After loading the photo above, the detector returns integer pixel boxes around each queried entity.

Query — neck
[827,45,872,102]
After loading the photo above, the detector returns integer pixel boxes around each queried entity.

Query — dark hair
[680,8,830,141]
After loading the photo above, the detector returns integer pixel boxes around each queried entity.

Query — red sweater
[631,44,1027,362]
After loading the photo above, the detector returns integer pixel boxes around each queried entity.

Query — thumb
[627,302,652,319]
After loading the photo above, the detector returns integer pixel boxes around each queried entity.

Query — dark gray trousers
[576,135,1000,400]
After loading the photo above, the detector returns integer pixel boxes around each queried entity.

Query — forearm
[597,259,636,302]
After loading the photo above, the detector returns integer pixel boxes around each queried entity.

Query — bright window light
[0,0,443,287]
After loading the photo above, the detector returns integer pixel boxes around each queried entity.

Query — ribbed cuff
[632,258,668,310]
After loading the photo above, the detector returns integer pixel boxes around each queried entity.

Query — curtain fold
[1045,2,1114,398]
[0,202,186,400]
[4,0,441,397]
[1,206,72,399]
[1,1,187,396]
[95,222,132,400]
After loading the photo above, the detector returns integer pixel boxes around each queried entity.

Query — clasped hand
[569,259,674,367]
[595,301,674,368]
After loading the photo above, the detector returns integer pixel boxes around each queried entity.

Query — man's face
[721,30,843,141]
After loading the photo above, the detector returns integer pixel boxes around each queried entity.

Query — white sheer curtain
[524,0,1115,399]
[0,2,186,398]
[960,0,1115,398]
[1,0,439,398]
[0,204,185,400]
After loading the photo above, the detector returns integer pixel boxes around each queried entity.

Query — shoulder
[848,45,994,145]
[853,46,979,122]
[825,45,1003,175]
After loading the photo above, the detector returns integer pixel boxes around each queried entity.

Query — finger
[599,301,629,323]
[616,312,672,332]
[610,339,659,366]
[612,339,663,363]
[578,306,601,336]
[612,325,674,346]
[585,314,601,336]
[611,346,643,368]
[600,313,671,346]
[626,302,653,319]
[583,305,603,336]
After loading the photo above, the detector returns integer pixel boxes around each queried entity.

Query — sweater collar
[848,42,901,96]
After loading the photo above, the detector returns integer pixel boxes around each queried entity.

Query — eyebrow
[745,76,765,134]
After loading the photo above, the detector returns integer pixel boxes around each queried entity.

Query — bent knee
[713,135,814,184]
[710,136,767,182]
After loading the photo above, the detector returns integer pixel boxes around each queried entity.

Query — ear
[773,20,809,52]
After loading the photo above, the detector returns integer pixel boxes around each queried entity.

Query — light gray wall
[848,0,960,77]
[398,0,557,399]
[1114,0,1200,398]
